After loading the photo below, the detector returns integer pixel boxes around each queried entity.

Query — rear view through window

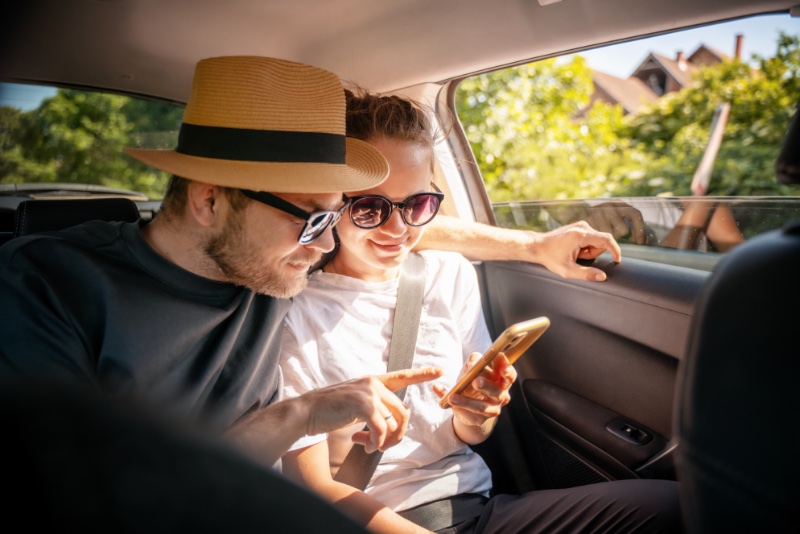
[0,84,183,202]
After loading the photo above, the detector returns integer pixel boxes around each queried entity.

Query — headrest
[13,198,140,237]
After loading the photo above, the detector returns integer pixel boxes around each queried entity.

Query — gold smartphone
[439,316,550,409]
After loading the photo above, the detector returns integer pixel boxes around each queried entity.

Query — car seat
[674,98,800,531]
[12,197,140,237]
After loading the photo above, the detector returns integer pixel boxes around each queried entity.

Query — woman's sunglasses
[348,183,444,229]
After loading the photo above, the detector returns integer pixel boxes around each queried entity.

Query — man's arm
[418,215,621,282]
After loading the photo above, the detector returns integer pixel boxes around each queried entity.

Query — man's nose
[306,226,336,253]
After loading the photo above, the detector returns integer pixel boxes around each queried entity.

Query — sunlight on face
[206,192,339,298]
[334,138,435,282]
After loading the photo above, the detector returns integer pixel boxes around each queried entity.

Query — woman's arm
[418,215,621,282]
[282,441,432,534]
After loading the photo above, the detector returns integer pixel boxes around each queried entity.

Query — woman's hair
[157,90,443,220]
[344,88,447,150]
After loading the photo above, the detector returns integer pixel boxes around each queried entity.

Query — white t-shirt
[281,250,493,512]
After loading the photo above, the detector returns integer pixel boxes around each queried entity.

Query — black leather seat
[675,99,800,531]
[12,197,140,237]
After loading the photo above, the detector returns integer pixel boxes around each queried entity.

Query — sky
[0,83,57,111]
[577,13,799,78]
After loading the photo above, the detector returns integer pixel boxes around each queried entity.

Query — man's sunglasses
[240,189,349,245]
[348,183,445,229]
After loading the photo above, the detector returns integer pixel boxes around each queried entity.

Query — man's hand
[304,367,444,453]
[225,367,442,465]
[433,353,516,444]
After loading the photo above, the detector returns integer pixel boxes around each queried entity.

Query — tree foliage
[0,89,182,199]
[456,32,800,202]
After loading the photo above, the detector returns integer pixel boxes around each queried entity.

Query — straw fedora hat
[124,56,389,193]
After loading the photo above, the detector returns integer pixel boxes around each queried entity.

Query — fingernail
[595,272,607,281]
[477,378,486,388]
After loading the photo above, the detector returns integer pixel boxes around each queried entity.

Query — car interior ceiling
[1,1,793,102]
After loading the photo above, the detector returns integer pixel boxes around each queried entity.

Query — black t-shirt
[0,220,291,431]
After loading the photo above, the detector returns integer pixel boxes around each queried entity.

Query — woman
[279,90,682,534]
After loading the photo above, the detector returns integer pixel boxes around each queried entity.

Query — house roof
[591,70,659,114]
[590,39,731,115]
[639,53,699,87]
[689,43,730,64]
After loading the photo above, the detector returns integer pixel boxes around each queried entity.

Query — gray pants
[442,480,683,534]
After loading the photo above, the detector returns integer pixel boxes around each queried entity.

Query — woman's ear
[186,182,224,227]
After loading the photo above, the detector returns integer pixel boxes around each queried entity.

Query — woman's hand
[433,352,517,444]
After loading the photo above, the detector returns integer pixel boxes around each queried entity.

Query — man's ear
[186,182,224,227]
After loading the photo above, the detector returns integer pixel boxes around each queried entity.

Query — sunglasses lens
[404,194,441,226]
[298,212,337,244]
[350,197,391,229]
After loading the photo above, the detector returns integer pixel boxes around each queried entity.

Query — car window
[0,84,183,203]
[454,13,800,271]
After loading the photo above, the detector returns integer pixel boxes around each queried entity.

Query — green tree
[621,32,800,197]
[457,57,651,202]
[0,89,181,199]
[0,106,24,179]
[456,32,800,204]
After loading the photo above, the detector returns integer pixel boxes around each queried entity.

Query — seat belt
[398,493,489,532]
[333,252,427,490]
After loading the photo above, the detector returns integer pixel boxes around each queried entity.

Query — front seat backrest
[675,98,800,532]
[13,197,140,237]
[676,220,800,532]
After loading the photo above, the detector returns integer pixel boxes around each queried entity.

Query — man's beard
[204,211,319,298]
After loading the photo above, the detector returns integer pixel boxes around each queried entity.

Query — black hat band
[176,123,346,164]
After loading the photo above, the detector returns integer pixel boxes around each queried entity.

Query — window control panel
[607,418,653,445]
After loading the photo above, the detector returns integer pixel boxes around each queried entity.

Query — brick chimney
[676,50,687,70]
[735,34,743,60]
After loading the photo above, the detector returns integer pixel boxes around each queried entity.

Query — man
[0,56,623,468]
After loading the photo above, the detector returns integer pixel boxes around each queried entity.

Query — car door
[471,256,704,494]
[428,11,800,496]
